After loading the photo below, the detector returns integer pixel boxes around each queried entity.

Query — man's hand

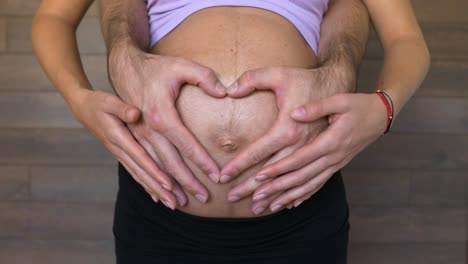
[108,45,227,206]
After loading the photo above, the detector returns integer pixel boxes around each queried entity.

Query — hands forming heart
[105,49,384,214]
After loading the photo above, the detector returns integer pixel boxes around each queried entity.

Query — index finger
[220,121,291,183]
[153,101,221,183]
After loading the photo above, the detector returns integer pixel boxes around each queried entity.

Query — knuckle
[282,126,300,143]
[163,161,179,175]
[199,67,215,80]
[248,149,264,164]
[149,112,166,131]
[179,144,195,159]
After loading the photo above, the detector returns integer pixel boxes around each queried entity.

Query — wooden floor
[0,0,466,263]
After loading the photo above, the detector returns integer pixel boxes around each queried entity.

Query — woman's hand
[108,46,227,206]
[220,67,335,213]
[69,89,189,209]
[251,92,388,211]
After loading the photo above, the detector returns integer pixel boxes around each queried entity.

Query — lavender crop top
[146,0,329,54]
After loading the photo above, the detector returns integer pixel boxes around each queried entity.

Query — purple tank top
[146,0,328,54]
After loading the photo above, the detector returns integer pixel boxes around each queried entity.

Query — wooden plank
[0,128,115,165]
[412,0,468,23]
[410,170,468,206]
[7,17,105,54]
[30,166,118,202]
[0,166,28,200]
[0,55,112,91]
[0,239,114,264]
[0,202,114,239]
[358,60,468,97]
[348,242,465,264]
[391,98,468,133]
[365,24,468,59]
[0,0,98,16]
[0,16,5,52]
[342,169,410,206]
[0,92,81,128]
[348,206,467,242]
[347,134,468,169]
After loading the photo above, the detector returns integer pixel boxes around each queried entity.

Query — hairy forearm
[99,0,151,101]
[32,13,92,106]
[100,0,149,53]
[316,0,370,93]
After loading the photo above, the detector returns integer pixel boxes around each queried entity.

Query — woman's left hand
[250,92,389,211]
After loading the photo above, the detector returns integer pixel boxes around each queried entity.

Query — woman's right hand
[107,46,227,206]
[70,89,189,209]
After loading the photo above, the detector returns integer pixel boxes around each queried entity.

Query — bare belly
[150,7,318,217]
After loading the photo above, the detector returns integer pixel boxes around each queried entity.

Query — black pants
[113,162,350,264]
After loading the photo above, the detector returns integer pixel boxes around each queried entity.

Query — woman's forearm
[378,38,430,118]
[32,3,93,107]
[363,0,430,119]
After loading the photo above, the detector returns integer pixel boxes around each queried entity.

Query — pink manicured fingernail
[271,204,283,212]
[255,174,268,181]
[151,195,159,203]
[294,200,304,207]
[220,175,231,183]
[195,193,208,203]
[209,173,219,183]
[253,193,266,202]
[162,200,175,210]
[228,195,240,202]
[291,107,306,118]
[254,207,265,215]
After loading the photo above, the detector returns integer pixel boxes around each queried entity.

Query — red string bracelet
[375,81,394,134]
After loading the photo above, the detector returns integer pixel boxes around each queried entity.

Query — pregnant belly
[150,6,318,217]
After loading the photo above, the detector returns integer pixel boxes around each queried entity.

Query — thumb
[177,60,226,98]
[227,67,283,98]
[103,95,141,123]
[290,94,348,122]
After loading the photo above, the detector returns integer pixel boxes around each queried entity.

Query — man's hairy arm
[316,0,370,93]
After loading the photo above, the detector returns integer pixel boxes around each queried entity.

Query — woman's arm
[32,0,182,208]
[362,0,430,116]
[32,0,95,102]
[240,0,430,211]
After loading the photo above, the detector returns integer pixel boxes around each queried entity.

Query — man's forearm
[316,0,370,92]
[99,0,151,101]
[100,0,149,53]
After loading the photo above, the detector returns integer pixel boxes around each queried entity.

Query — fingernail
[294,200,304,207]
[291,107,306,118]
[162,200,175,210]
[253,193,266,202]
[209,173,219,183]
[215,82,226,94]
[220,174,231,183]
[195,193,208,203]
[254,207,265,215]
[227,81,238,93]
[255,174,268,181]
[287,204,293,209]
[228,195,240,202]
[162,183,171,191]
[151,195,159,203]
[271,204,283,212]
[176,196,186,206]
